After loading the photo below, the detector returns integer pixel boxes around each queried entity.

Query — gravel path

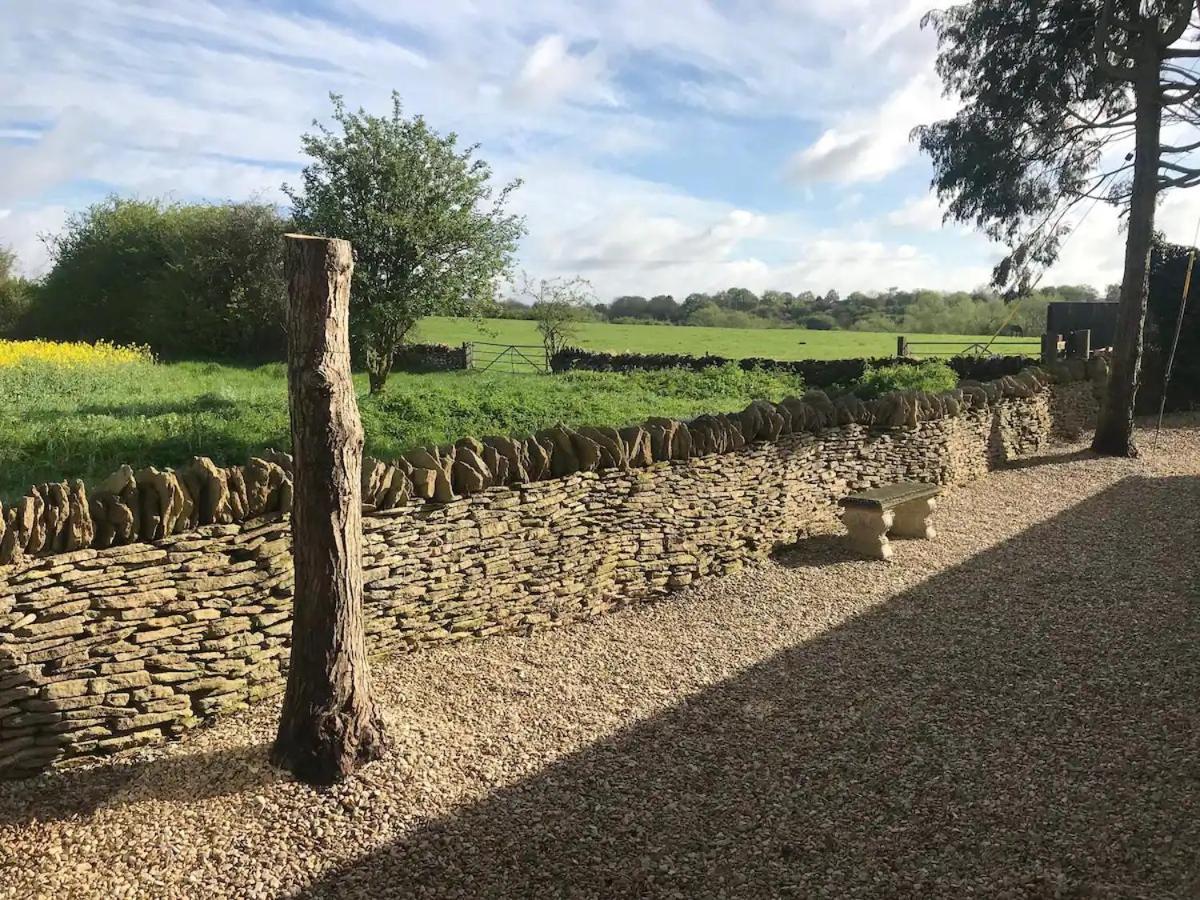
[2,419,1198,899]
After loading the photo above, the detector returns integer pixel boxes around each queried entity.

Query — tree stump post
[271,234,385,785]
[1040,332,1060,363]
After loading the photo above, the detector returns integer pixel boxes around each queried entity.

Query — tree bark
[272,234,386,785]
[367,351,393,395]
[1093,57,1162,457]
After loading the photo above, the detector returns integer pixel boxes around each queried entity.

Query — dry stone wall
[550,346,1037,386]
[392,342,469,374]
[0,368,1101,778]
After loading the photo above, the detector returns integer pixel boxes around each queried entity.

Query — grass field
[0,357,805,501]
[415,317,1039,362]
[0,321,1031,501]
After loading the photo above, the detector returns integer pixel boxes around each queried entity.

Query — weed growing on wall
[854,360,959,399]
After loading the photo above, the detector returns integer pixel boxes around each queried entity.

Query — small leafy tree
[287,93,525,393]
[514,273,597,361]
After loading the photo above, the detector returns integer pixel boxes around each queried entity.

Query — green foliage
[804,314,837,331]
[0,247,32,336]
[915,1,1194,289]
[853,360,960,399]
[287,93,525,391]
[1143,238,1200,413]
[0,358,804,501]
[915,1,1113,276]
[683,303,769,329]
[25,198,287,359]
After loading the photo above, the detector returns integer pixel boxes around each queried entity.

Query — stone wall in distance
[392,342,469,374]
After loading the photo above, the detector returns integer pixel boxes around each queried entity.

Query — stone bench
[838,482,940,561]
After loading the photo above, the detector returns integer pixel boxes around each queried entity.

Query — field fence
[468,342,548,374]
[899,336,1040,360]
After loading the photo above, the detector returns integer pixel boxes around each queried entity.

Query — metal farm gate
[467,341,548,374]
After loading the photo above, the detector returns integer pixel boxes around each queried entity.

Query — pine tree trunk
[1093,63,1162,457]
[272,234,386,785]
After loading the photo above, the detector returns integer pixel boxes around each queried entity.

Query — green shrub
[23,197,289,360]
[854,360,959,398]
[0,247,32,337]
[804,314,837,331]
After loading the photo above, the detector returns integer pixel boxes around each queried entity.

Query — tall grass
[0,358,802,500]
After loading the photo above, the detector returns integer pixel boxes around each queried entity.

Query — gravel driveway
[2,419,1197,899]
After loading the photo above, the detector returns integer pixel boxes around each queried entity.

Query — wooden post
[897,335,909,358]
[1067,329,1092,360]
[271,234,386,785]
[461,341,474,370]
[1040,332,1060,363]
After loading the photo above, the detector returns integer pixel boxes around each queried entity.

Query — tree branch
[1095,0,1139,82]
[1159,159,1200,175]
[1161,137,1200,153]
[1158,0,1198,47]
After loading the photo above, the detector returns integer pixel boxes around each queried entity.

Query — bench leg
[843,507,894,560]
[891,497,937,540]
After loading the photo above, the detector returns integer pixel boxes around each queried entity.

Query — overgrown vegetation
[0,356,802,501]
[14,198,288,360]
[852,360,959,399]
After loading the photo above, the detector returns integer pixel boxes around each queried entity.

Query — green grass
[854,360,961,399]
[0,359,804,501]
[415,316,1040,362]
[0,319,1038,501]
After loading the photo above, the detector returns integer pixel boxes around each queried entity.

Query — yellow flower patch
[0,339,153,368]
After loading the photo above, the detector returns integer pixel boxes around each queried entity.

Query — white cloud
[507,35,614,107]
[501,161,992,297]
[787,70,954,185]
[0,205,70,276]
[1044,188,1200,289]
[886,193,946,230]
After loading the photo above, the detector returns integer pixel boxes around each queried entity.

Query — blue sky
[4,0,1194,298]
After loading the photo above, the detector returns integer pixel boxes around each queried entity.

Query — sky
[5,0,1200,300]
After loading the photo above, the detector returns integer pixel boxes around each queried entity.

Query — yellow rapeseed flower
[0,339,154,368]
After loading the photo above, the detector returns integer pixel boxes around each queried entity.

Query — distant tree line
[490,283,1114,337]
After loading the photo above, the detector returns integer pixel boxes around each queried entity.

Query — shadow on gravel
[296,474,1200,899]
[0,742,276,827]
[997,447,1096,471]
